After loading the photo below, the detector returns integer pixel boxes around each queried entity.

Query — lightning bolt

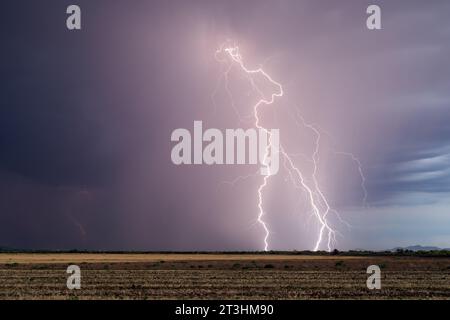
[290,113,368,210]
[214,42,365,251]
[335,151,368,208]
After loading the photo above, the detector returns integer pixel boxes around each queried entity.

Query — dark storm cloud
[368,85,450,204]
[0,2,120,187]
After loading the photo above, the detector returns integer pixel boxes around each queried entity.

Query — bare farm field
[0,253,449,300]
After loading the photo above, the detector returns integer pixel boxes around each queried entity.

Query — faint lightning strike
[289,110,366,230]
[291,115,368,208]
[219,170,260,188]
[335,151,368,207]
[291,113,337,250]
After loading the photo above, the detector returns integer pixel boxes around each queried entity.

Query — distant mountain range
[389,245,450,252]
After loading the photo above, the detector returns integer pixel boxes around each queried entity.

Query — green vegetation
[335,260,344,267]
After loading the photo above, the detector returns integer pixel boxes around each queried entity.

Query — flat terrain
[0,253,366,264]
[0,253,449,299]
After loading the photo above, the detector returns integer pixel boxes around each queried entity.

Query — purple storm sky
[1,0,450,250]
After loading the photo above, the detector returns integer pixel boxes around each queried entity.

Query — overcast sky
[1,0,449,250]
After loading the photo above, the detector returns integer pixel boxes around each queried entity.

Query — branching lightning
[335,151,368,208]
[213,42,366,252]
